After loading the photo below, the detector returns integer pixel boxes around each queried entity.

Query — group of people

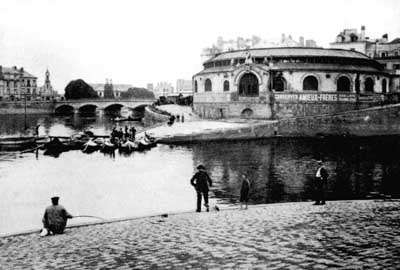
[167,114,185,126]
[110,126,136,142]
[41,160,328,236]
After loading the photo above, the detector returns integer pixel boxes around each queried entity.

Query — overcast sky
[0,0,399,92]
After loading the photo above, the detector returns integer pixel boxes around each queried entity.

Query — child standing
[239,175,250,210]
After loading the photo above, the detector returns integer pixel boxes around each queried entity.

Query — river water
[1,113,400,235]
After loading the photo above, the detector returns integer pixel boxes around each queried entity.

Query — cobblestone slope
[1,200,399,269]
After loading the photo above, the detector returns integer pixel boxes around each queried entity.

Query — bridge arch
[104,104,124,115]
[55,105,74,115]
[78,104,98,114]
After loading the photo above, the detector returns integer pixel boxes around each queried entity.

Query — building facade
[330,26,400,91]
[153,82,174,98]
[0,66,37,101]
[175,79,193,96]
[193,47,391,119]
[91,80,132,98]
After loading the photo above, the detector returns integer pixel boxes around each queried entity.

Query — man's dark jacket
[191,170,212,192]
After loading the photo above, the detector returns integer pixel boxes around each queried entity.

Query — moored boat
[82,139,101,153]
[0,136,36,146]
[119,139,139,153]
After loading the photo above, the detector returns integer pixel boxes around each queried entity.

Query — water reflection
[190,137,400,205]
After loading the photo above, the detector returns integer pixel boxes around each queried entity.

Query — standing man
[190,165,213,212]
[314,160,328,205]
[42,196,73,235]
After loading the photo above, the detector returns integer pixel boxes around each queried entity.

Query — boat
[137,134,157,151]
[112,116,129,122]
[100,138,117,153]
[42,138,71,157]
[82,139,101,153]
[119,140,139,153]
[127,115,142,121]
[0,136,37,146]
[0,136,37,151]
[112,115,142,122]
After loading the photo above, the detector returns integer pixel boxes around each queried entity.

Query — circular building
[192,47,391,119]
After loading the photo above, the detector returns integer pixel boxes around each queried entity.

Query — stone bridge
[54,98,156,114]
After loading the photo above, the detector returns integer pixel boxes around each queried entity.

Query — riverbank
[143,103,400,143]
[1,200,399,269]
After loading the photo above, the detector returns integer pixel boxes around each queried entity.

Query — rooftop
[0,66,36,78]
[206,47,370,63]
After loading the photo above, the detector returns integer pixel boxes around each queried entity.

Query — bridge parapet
[54,98,156,113]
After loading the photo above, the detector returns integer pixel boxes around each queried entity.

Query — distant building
[330,26,400,91]
[175,79,192,96]
[201,35,318,62]
[0,66,37,101]
[193,47,391,119]
[38,69,57,100]
[146,83,154,92]
[154,82,174,98]
[90,80,132,98]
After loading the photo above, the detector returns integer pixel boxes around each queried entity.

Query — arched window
[303,75,318,91]
[194,80,198,93]
[382,79,387,93]
[337,76,351,92]
[241,108,253,118]
[223,80,230,92]
[364,77,374,92]
[273,76,286,92]
[239,73,259,96]
[205,79,212,92]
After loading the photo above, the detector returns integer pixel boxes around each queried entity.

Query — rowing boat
[0,136,36,146]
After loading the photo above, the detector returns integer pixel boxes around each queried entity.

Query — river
[1,113,400,235]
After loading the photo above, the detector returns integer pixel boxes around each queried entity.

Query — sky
[0,0,399,92]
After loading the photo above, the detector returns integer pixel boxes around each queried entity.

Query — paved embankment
[1,200,399,269]
[139,104,276,143]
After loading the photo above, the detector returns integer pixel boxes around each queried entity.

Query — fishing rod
[73,215,105,220]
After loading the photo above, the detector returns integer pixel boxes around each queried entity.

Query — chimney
[360,25,366,40]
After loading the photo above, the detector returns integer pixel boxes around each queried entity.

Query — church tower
[39,69,54,99]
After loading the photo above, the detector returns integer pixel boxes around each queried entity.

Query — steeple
[45,69,50,84]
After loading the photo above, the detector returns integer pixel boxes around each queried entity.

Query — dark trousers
[315,180,325,204]
[45,223,65,234]
[196,191,209,211]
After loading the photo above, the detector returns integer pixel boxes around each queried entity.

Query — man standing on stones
[190,165,212,212]
[314,160,328,205]
[42,196,73,235]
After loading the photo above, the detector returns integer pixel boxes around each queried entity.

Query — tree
[121,87,155,99]
[64,79,99,99]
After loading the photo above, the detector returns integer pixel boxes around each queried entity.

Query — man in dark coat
[314,160,328,205]
[42,196,73,235]
[190,165,212,212]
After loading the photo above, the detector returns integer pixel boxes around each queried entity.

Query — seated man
[42,196,73,235]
